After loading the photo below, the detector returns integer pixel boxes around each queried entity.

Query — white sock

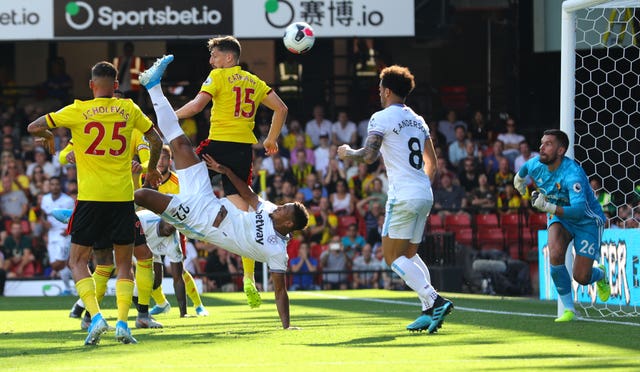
[133,285,138,297]
[147,84,183,143]
[391,256,438,309]
[410,254,432,311]
[75,298,84,308]
[60,266,73,290]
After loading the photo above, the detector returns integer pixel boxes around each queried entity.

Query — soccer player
[175,36,288,309]
[514,129,610,322]
[337,65,453,334]
[146,145,209,318]
[136,55,307,329]
[61,134,163,330]
[27,61,163,345]
[39,176,75,295]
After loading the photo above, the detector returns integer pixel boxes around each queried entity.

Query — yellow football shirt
[158,171,180,194]
[46,97,153,202]
[200,66,271,144]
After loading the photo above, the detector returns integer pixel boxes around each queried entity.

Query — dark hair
[379,65,415,98]
[292,202,309,231]
[208,36,241,60]
[92,61,117,80]
[543,129,569,150]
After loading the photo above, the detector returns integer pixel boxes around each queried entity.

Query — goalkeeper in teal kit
[514,129,610,322]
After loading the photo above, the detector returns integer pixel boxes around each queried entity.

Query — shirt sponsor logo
[255,211,265,245]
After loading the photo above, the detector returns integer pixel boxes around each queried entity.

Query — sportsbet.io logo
[65,1,93,30]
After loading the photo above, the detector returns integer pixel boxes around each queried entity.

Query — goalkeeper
[513,129,610,322]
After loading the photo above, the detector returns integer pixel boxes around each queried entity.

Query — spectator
[320,237,351,289]
[1,174,29,226]
[497,117,525,166]
[427,120,446,151]
[494,157,514,195]
[514,140,539,172]
[266,174,285,203]
[468,109,493,148]
[448,125,469,168]
[484,140,507,183]
[2,159,30,194]
[299,173,322,202]
[290,148,316,187]
[26,147,58,178]
[264,154,294,184]
[340,223,366,257]
[432,157,458,191]
[352,243,380,289]
[357,198,384,242]
[463,140,482,170]
[112,42,145,101]
[458,157,480,195]
[314,131,332,177]
[305,182,325,214]
[348,162,375,200]
[438,109,467,145]
[275,179,297,205]
[2,134,22,160]
[365,177,387,209]
[289,242,320,290]
[433,173,468,216]
[252,121,273,158]
[289,134,316,167]
[305,104,333,147]
[306,196,338,245]
[29,165,47,197]
[330,179,354,216]
[497,184,522,215]
[468,173,497,214]
[282,119,312,153]
[367,214,385,247]
[203,245,238,292]
[2,220,36,278]
[331,110,358,147]
[322,158,346,195]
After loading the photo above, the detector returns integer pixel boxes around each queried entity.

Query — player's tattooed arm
[337,134,382,164]
[27,115,55,154]
[143,126,163,188]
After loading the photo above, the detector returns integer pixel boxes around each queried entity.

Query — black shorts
[195,139,253,195]
[70,201,137,247]
[92,213,146,250]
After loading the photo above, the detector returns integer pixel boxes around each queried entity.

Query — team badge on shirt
[573,183,582,193]
[268,235,279,244]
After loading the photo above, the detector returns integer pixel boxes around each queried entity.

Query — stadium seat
[528,213,547,232]
[287,239,301,261]
[475,213,499,228]
[477,227,505,251]
[444,213,472,231]
[310,243,327,259]
[337,215,358,236]
[427,214,443,231]
[452,227,473,246]
[500,213,523,228]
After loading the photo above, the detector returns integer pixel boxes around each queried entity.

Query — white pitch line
[297,291,640,327]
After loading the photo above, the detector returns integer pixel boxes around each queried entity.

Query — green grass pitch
[1,290,639,371]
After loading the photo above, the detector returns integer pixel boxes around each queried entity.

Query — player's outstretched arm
[423,138,438,181]
[175,92,210,120]
[271,272,291,329]
[260,91,288,156]
[202,154,259,209]
[27,115,55,154]
[337,134,382,164]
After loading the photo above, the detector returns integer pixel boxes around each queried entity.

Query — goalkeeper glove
[531,191,557,214]
[513,174,527,195]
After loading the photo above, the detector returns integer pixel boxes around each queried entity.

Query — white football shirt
[368,104,433,202]
[40,192,75,243]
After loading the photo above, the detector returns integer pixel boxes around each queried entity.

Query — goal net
[554,0,640,317]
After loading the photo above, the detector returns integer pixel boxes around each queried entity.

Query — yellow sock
[182,271,202,307]
[135,258,154,306]
[151,286,167,306]
[76,277,100,317]
[115,279,134,323]
[241,257,255,281]
[93,264,114,303]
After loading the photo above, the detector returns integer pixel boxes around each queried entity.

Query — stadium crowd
[1,70,639,297]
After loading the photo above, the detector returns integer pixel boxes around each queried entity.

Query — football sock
[147,85,182,143]
[151,286,168,306]
[75,277,100,318]
[59,266,73,291]
[135,258,154,314]
[93,264,114,303]
[409,254,432,311]
[242,257,255,281]
[550,264,575,311]
[115,279,134,323]
[183,271,203,307]
[589,266,604,284]
[391,256,437,308]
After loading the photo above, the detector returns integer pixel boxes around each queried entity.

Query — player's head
[208,36,241,68]
[270,201,309,234]
[158,145,172,175]
[378,65,415,107]
[539,129,569,165]
[90,61,118,94]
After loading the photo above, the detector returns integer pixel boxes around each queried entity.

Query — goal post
[549,0,640,317]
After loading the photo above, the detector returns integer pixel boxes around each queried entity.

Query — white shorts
[161,162,222,242]
[48,238,71,262]
[382,198,432,244]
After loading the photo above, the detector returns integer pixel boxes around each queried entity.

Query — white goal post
[557,0,640,317]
